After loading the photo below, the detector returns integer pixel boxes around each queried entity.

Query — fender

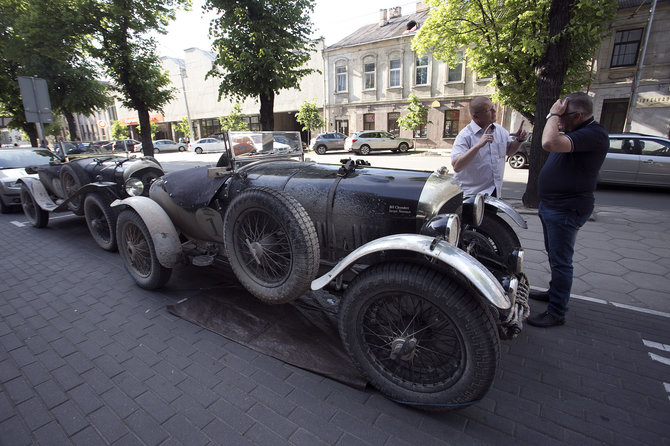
[311,233,511,309]
[484,195,527,229]
[18,178,120,213]
[111,196,182,268]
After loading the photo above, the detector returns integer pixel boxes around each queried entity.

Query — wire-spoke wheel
[339,263,499,409]
[224,187,319,304]
[84,193,118,251]
[116,209,172,289]
[60,164,88,215]
[20,184,49,228]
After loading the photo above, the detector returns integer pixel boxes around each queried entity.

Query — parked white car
[189,138,226,154]
[345,131,414,155]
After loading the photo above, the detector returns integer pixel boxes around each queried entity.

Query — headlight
[473,193,485,227]
[421,213,461,245]
[124,177,144,196]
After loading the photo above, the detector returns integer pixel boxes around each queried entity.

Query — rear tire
[84,194,118,251]
[508,153,527,169]
[116,209,172,289]
[339,263,499,409]
[195,147,203,154]
[359,145,371,155]
[178,146,186,152]
[398,143,409,153]
[20,185,49,228]
[224,187,319,304]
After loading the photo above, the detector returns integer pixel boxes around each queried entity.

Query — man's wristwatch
[546,112,561,119]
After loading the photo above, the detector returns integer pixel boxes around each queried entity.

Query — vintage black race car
[18,140,164,251]
[111,131,530,409]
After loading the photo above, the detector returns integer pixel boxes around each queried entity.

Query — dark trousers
[538,202,591,317]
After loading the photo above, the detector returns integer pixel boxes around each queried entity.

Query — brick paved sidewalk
[1,209,669,445]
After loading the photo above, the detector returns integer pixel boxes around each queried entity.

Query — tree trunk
[522,0,575,209]
[22,122,38,147]
[64,111,80,141]
[137,108,154,157]
[259,91,275,130]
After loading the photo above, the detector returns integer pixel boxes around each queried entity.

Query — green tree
[295,99,324,144]
[174,117,194,141]
[89,0,188,156]
[219,103,249,131]
[412,0,617,207]
[137,122,158,140]
[397,93,430,139]
[206,0,318,130]
[0,0,111,144]
[111,120,130,139]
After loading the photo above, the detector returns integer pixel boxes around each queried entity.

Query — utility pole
[179,67,195,141]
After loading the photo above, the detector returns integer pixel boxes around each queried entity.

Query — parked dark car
[508,135,531,169]
[309,132,347,154]
[111,131,529,410]
[18,140,164,251]
[101,139,140,152]
[0,148,58,213]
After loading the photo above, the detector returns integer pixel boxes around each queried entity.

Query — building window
[415,55,428,85]
[611,29,643,67]
[201,118,221,137]
[364,62,375,90]
[447,52,464,82]
[387,112,400,136]
[336,119,349,135]
[389,59,401,88]
[443,110,460,137]
[242,115,261,131]
[414,124,427,138]
[364,113,375,130]
[336,66,347,92]
[600,99,628,133]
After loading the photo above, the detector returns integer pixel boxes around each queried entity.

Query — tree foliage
[397,93,431,133]
[206,0,318,130]
[295,99,323,142]
[219,103,249,131]
[0,0,111,144]
[111,120,130,139]
[174,117,194,140]
[89,0,188,156]
[413,0,617,126]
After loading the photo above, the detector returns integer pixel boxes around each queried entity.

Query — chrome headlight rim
[446,214,461,246]
[124,177,144,197]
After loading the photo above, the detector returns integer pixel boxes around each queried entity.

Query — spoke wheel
[339,263,499,409]
[20,185,49,228]
[60,164,87,215]
[116,209,171,289]
[224,187,319,304]
[84,194,118,251]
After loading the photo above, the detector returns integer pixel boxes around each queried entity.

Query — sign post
[18,76,53,144]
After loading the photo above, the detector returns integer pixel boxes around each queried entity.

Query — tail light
[351,138,358,143]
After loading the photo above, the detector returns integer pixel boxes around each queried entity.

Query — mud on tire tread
[338,262,500,409]
[224,187,319,304]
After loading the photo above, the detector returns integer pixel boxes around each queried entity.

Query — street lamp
[179,67,195,142]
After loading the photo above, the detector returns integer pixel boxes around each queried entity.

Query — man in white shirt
[451,97,528,197]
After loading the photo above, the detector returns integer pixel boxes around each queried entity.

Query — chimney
[379,9,388,27]
[389,7,402,19]
[416,2,430,13]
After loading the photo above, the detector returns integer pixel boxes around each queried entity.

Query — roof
[327,9,430,50]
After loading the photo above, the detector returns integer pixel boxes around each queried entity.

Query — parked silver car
[189,138,226,154]
[0,148,58,213]
[310,132,347,154]
[600,133,670,187]
[146,139,187,153]
[345,131,414,155]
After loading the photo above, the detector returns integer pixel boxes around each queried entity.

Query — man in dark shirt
[527,92,608,328]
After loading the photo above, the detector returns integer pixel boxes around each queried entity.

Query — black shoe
[527,311,565,327]
[529,289,550,302]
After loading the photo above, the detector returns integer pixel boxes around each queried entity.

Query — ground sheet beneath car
[167,285,367,389]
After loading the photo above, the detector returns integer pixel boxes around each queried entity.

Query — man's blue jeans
[538,202,591,318]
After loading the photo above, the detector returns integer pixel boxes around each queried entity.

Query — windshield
[0,149,56,169]
[227,131,303,161]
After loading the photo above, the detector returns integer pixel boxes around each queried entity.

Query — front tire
[195,147,203,154]
[359,145,371,155]
[116,209,172,289]
[315,145,327,155]
[508,153,527,169]
[84,194,118,251]
[60,164,88,215]
[339,263,499,409]
[224,187,319,304]
[20,185,49,228]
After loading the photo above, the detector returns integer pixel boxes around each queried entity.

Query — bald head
[469,96,496,127]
